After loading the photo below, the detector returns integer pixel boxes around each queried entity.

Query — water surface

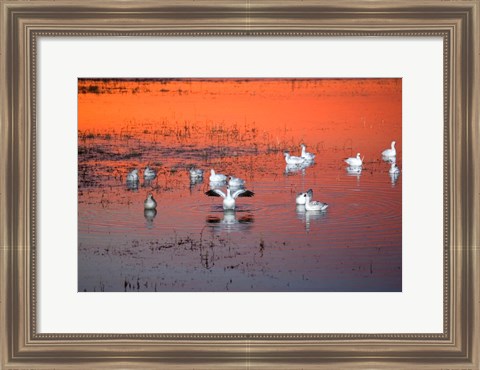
[78,78,402,292]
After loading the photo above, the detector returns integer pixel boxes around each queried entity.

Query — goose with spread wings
[205,186,254,210]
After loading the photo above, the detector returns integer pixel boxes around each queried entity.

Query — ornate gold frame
[1,1,478,368]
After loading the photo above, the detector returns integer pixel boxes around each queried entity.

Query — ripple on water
[79,166,401,251]
[246,170,401,247]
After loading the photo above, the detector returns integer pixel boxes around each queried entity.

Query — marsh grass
[78,115,316,166]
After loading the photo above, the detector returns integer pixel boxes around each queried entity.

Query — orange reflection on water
[78,78,401,158]
[78,78,402,292]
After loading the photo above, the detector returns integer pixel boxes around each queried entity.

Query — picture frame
[1,0,478,368]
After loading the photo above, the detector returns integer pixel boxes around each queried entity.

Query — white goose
[228,176,245,187]
[305,194,329,211]
[144,193,157,210]
[382,141,397,157]
[296,189,313,205]
[205,186,254,210]
[389,163,400,174]
[344,153,363,167]
[284,152,306,166]
[209,169,227,182]
[144,167,156,179]
[126,169,139,182]
[300,144,315,161]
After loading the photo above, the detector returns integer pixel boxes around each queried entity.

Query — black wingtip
[205,189,220,197]
[241,190,255,197]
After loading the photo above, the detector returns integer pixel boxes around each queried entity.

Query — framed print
[1,0,479,369]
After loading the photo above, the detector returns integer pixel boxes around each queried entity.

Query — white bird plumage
[300,144,315,161]
[305,194,329,211]
[205,186,254,210]
[228,176,245,187]
[284,152,306,165]
[126,169,139,182]
[296,189,313,205]
[209,169,227,182]
[189,167,204,178]
[144,193,157,210]
[143,167,156,179]
[344,153,363,167]
[382,141,396,157]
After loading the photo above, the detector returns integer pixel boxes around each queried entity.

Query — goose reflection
[209,180,226,189]
[206,210,254,232]
[388,162,401,186]
[346,166,362,182]
[285,164,305,175]
[142,178,156,188]
[190,175,204,185]
[295,205,327,232]
[389,171,400,186]
[144,209,157,228]
[382,155,396,164]
[284,161,314,175]
[189,175,204,192]
[189,177,204,194]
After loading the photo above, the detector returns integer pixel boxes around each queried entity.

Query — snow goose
[228,176,245,187]
[189,167,204,178]
[296,189,313,205]
[144,193,157,210]
[305,194,329,211]
[284,152,306,166]
[143,167,156,179]
[300,144,315,161]
[205,186,254,210]
[344,153,363,167]
[209,169,227,182]
[126,169,139,182]
[382,141,396,157]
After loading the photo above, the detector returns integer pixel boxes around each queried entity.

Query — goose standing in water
[300,144,315,161]
[296,189,313,205]
[228,176,245,187]
[126,169,139,182]
[284,152,306,166]
[144,193,157,210]
[205,186,254,210]
[382,141,397,158]
[344,153,363,167]
[209,169,227,182]
[143,167,156,180]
